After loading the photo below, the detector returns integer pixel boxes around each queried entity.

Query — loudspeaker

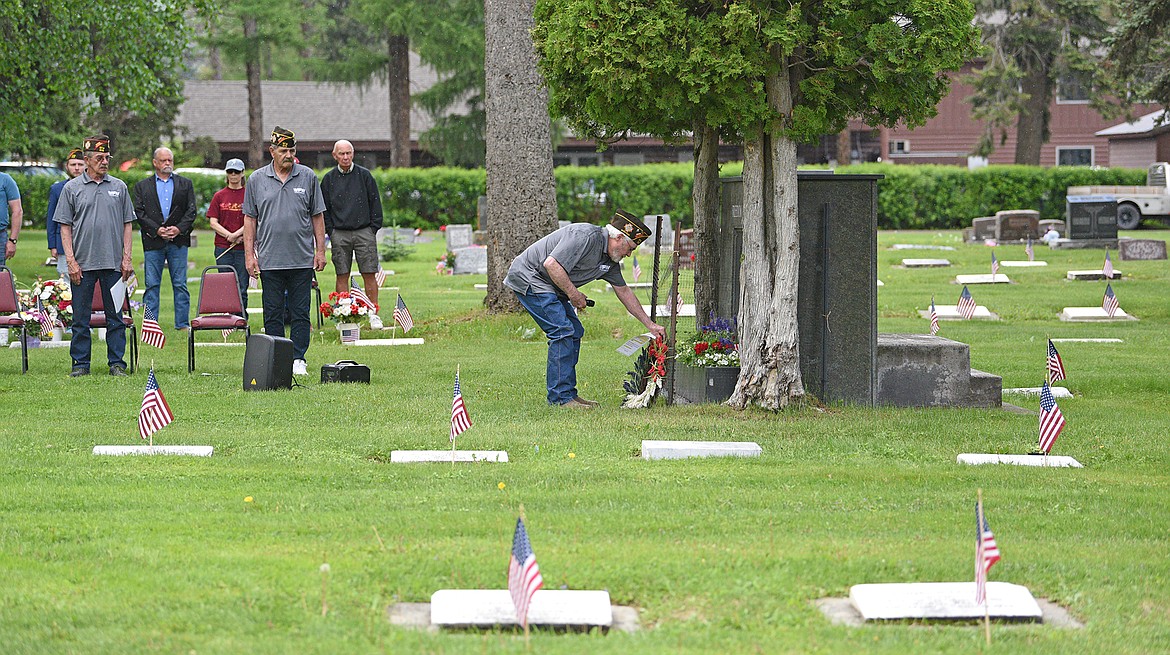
[243,334,294,391]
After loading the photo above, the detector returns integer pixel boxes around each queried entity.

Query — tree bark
[836,129,851,166]
[483,0,558,313]
[1014,63,1051,165]
[728,57,804,410]
[244,17,264,168]
[692,121,721,326]
[387,34,412,167]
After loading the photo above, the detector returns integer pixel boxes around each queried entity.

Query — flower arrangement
[319,291,377,325]
[435,251,454,275]
[677,314,739,368]
[29,277,73,327]
[622,336,668,409]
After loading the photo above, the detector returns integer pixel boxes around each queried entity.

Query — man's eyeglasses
[89,154,111,162]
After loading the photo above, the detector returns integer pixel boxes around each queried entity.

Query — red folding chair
[89,280,138,373]
[189,265,250,372]
[0,266,29,373]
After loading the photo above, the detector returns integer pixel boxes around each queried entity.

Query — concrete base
[1050,238,1118,250]
[902,258,951,267]
[93,445,213,457]
[817,596,1081,628]
[390,450,507,463]
[429,590,611,629]
[1059,307,1136,322]
[918,305,998,320]
[957,453,1083,468]
[955,273,1011,285]
[999,260,1047,267]
[877,334,1001,408]
[641,440,762,460]
[849,582,1042,622]
[10,339,70,349]
[351,338,425,346]
[1003,386,1072,398]
[1066,269,1122,281]
[389,599,640,633]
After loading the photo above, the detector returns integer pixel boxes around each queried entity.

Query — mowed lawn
[1,227,1168,654]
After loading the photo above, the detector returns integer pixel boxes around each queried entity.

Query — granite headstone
[452,246,487,275]
[1118,238,1167,261]
[994,209,1040,242]
[445,224,473,251]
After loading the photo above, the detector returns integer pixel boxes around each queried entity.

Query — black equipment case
[320,360,371,384]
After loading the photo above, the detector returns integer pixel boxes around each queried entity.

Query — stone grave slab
[93,445,213,457]
[352,338,425,346]
[199,342,245,347]
[955,273,1011,285]
[849,582,1043,622]
[10,339,70,349]
[918,305,998,320]
[1051,238,1118,250]
[995,209,1040,242]
[445,224,473,251]
[473,283,486,291]
[452,246,487,275]
[376,226,415,245]
[999,260,1047,267]
[902,258,951,268]
[1050,338,1122,343]
[1066,269,1122,281]
[390,450,507,463]
[1059,307,1136,322]
[891,244,956,251]
[971,217,997,241]
[1003,386,1072,398]
[957,453,1083,468]
[430,590,611,629]
[1118,238,1167,261]
[640,303,695,317]
[642,440,762,460]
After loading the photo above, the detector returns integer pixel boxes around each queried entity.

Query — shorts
[330,228,379,275]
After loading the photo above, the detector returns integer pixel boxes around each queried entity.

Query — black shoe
[109,365,129,377]
[69,367,90,377]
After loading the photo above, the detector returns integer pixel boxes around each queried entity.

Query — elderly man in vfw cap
[53,135,137,377]
[242,126,327,376]
[505,210,666,408]
[46,148,86,277]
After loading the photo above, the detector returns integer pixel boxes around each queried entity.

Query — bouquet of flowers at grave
[29,277,72,327]
[13,293,48,333]
[677,314,739,368]
[435,251,454,275]
[319,291,377,325]
[622,335,668,409]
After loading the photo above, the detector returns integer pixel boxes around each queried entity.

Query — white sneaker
[368,314,384,330]
[293,359,308,376]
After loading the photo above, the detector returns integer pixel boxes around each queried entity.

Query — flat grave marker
[849,582,1043,622]
[891,244,956,251]
[1050,338,1122,343]
[1066,269,1122,281]
[93,445,213,457]
[1059,307,1136,322]
[955,273,1011,285]
[353,338,425,346]
[918,305,998,320]
[957,453,1083,468]
[1118,238,1167,261]
[429,589,611,629]
[1003,386,1072,398]
[390,450,507,463]
[642,440,762,460]
[999,260,1047,267]
[902,258,951,268]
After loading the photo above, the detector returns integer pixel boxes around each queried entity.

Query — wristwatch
[7,238,15,244]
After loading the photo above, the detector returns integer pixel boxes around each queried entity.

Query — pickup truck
[1067,162,1170,230]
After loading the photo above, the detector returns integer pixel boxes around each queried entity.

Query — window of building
[889,139,911,154]
[1056,74,1091,103]
[1056,146,1094,166]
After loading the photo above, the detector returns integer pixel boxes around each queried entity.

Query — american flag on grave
[508,517,544,628]
[957,286,977,320]
[1047,339,1066,382]
[349,280,377,311]
[394,294,413,332]
[1102,283,1119,317]
[991,251,999,276]
[1039,381,1067,454]
[35,296,57,337]
[1025,235,1034,262]
[1103,250,1114,279]
[450,370,471,441]
[974,497,1002,606]
[141,305,166,348]
[929,296,939,336]
[375,265,387,287]
[139,366,175,440]
[631,256,642,283]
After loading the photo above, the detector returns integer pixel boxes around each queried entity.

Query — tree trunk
[244,17,265,168]
[483,0,558,313]
[387,34,412,167]
[1014,63,1051,165]
[692,121,720,325]
[836,129,851,166]
[728,58,804,410]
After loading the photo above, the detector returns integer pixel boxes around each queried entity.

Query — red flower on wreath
[694,342,709,355]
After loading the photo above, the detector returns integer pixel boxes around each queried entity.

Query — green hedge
[13,162,1151,231]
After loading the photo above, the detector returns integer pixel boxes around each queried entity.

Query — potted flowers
[319,291,377,343]
[671,315,740,404]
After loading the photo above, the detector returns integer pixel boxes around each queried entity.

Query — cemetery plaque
[452,246,488,275]
[1118,239,1167,261]
[430,590,611,628]
[445,224,473,250]
[994,209,1040,242]
[971,216,996,241]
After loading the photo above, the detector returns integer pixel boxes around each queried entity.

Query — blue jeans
[515,291,584,405]
[143,243,190,328]
[214,247,248,315]
[260,268,312,360]
[69,269,127,370]
[0,229,6,267]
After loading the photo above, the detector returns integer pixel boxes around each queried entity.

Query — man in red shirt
[207,158,248,315]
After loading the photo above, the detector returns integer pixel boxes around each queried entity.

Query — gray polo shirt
[52,171,134,271]
[504,223,626,296]
[242,163,326,271]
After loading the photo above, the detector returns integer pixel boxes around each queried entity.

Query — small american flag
[1103,250,1114,279]
[35,297,57,337]
[139,366,175,440]
[991,252,999,276]
[349,280,377,311]
[929,296,939,336]
[375,266,387,287]
[1039,381,1066,454]
[974,497,1001,606]
[508,517,544,628]
[126,272,138,296]
[450,370,471,442]
[1047,339,1066,382]
[394,294,413,332]
[1025,235,1034,262]
[221,328,236,341]
[957,286,976,320]
[631,256,642,282]
[141,305,166,348]
[1102,283,1119,317]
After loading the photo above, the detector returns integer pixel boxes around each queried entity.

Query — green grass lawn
[1,228,1168,653]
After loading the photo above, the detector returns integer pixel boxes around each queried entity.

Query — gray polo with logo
[504,223,626,296]
[52,172,135,271]
[242,163,326,271]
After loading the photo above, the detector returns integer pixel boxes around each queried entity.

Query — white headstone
[1066,269,1122,281]
[93,445,214,457]
[430,589,612,629]
[642,440,762,460]
[1059,307,1135,322]
[1003,386,1072,398]
[390,450,508,463]
[918,305,998,320]
[849,582,1042,621]
[445,224,474,250]
[955,273,1011,285]
[902,258,952,267]
[957,453,1083,468]
[891,244,956,251]
[453,246,488,275]
[643,214,673,249]
[999,260,1047,267]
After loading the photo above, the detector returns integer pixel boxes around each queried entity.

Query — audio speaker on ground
[243,334,294,391]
